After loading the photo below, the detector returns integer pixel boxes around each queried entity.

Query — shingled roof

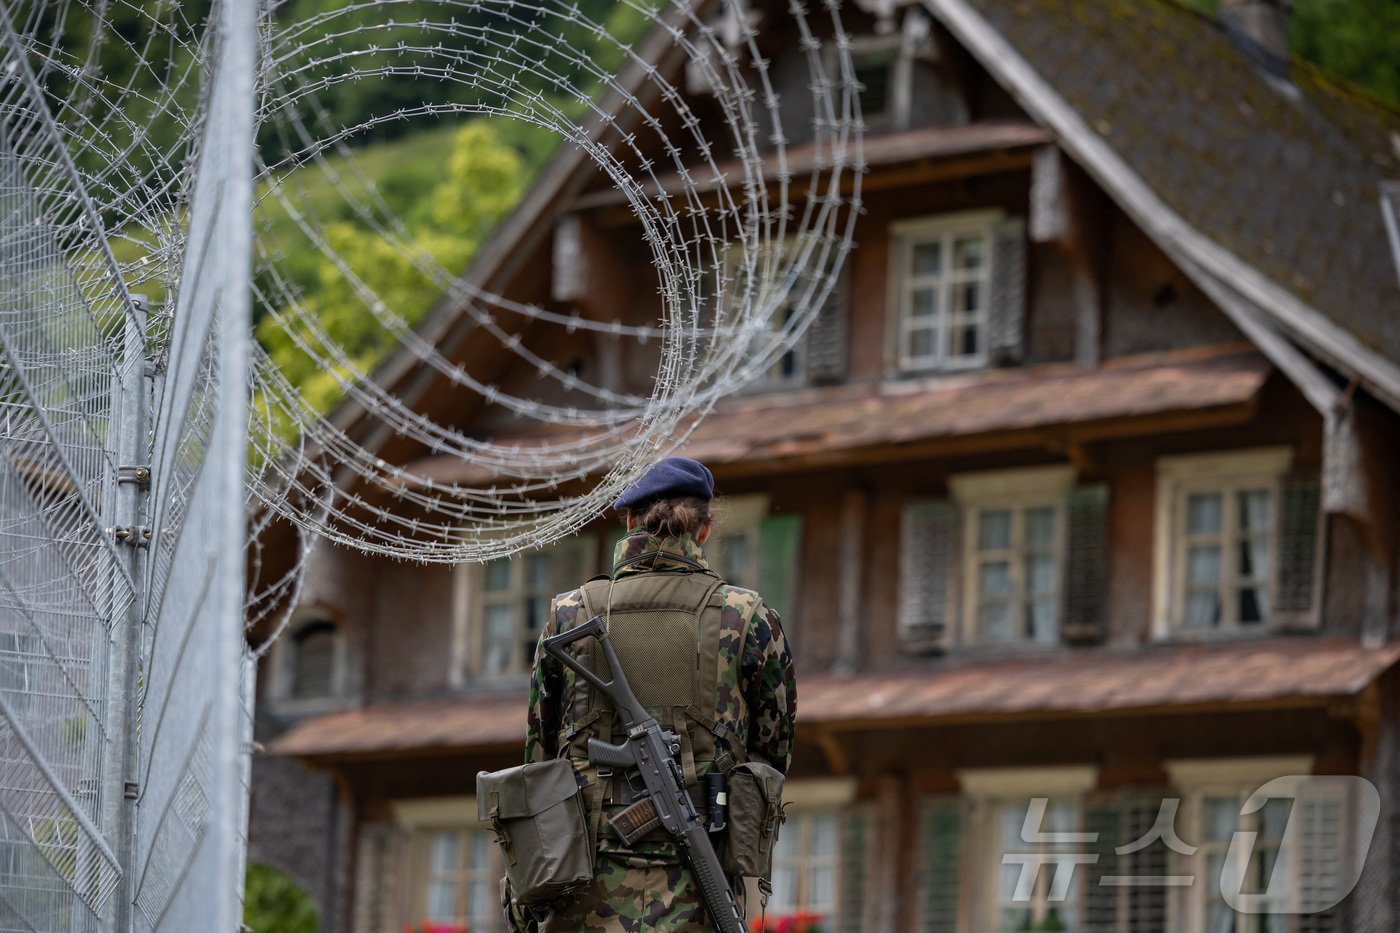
[926,0,1400,406]
[403,347,1272,485]
[269,637,1400,761]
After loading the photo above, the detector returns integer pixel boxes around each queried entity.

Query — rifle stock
[543,617,747,933]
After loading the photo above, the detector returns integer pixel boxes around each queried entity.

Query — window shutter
[918,796,962,933]
[837,804,874,933]
[987,217,1027,366]
[1274,474,1321,626]
[1294,791,1347,932]
[1062,483,1110,645]
[1081,795,1121,933]
[899,499,958,650]
[1083,791,1169,933]
[1118,793,1169,933]
[805,260,851,384]
[291,622,337,698]
[758,512,802,631]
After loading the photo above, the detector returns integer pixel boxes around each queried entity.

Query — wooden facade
[248,1,1400,931]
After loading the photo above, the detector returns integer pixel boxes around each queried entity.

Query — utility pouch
[477,759,593,904]
[720,761,786,879]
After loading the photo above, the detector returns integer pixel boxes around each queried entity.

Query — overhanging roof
[570,121,1052,209]
[802,637,1400,731]
[268,637,1399,763]
[403,347,1272,485]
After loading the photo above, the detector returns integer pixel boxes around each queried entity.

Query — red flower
[751,912,827,933]
[404,922,469,933]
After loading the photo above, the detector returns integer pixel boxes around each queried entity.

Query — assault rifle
[542,615,746,933]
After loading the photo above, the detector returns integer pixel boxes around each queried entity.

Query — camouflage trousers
[537,854,721,932]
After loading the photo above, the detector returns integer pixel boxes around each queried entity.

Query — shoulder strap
[687,580,740,773]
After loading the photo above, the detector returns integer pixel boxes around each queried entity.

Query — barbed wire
[14,0,864,573]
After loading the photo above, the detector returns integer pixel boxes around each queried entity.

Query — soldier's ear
[697,520,712,545]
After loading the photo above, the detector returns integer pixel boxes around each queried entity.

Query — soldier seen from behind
[504,457,797,931]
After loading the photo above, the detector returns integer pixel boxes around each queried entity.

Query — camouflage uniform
[512,530,796,932]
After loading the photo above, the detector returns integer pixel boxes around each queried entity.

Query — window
[395,798,503,933]
[769,811,839,925]
[995,799,1082,932]
[711,495,770,588]
[1166,757,1336,933]
[951,467,1075,647]
[759,779,861,931]
[419,829,499,932]
[968,505,1062,645]
[960,767,1098,933]
[890,213,1000,373]
[290,620,337,699]
[707,495,803,632]
[1189,792,1290,932]
[473,540,585,677]
[714,238,849,390]
[270,612,345,706]
[850,36,904,129]
[1153,449,1301,638]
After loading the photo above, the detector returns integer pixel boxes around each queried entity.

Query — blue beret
[613,457,714,511]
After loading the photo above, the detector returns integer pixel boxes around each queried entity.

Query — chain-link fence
[0,0,253,929]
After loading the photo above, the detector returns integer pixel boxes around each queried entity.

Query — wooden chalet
[248,0,1400,931]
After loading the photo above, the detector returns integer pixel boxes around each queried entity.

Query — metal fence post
[104,297,150,933]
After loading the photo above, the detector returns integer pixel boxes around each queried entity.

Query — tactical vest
[555,567,750,849]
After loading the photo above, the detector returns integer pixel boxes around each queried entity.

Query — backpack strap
[685,578,739,774]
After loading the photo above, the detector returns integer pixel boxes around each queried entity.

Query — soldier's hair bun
[632,496,712,539]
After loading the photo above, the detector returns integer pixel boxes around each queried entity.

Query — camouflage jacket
[525,530,797,777]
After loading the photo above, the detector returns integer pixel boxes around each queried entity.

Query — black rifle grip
[541,614,605,651]
[587,738,634,771]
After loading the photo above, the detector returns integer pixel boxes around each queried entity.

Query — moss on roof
[964,0,1400,361]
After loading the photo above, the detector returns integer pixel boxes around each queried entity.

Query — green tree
[1292,0,1400,103]
[243,863,319,933]
[257,119,526,415]
[1177,0,1400,103]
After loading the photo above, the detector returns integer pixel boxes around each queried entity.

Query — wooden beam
[1323,402,1365,517]
[811,728,853,776]
[836,487,869,674]
[1029,144,1071,245]
[552,213,584,303]
[872,771,904,933]
[577,148,1038,227]
[1030,145,1106,368]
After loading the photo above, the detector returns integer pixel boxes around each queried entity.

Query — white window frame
[733,243,812,389]
[1164,757,1316,933]
[950,466,1076,647]
[1152,448,1292,641]
[888,211,1001,375]
[716,238,838,391]
[461,535,590,680]
[841,33,912,131]
[959,766,1098,933]
[394,797,503,933]
[760,779,857,927]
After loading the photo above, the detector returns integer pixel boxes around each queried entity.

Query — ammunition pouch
[477,759,593,904]
[720,760,786,879]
